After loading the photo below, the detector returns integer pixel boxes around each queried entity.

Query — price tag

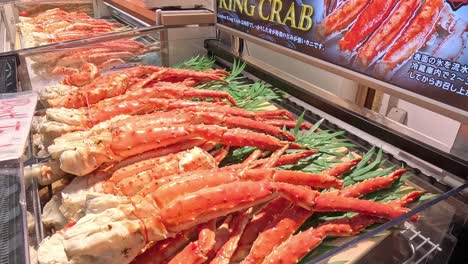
[0,91,37,162]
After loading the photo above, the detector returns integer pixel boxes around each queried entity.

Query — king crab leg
[19,8,124,46]
[356,0,421,66]
[43,96,304,138]
[375,0,444,76]
[262,191,423,264]
[53,40,144,68]
[317,0,370,39]
[141,166,342,210]
[119,149,317,199]
[45,66,229,108]
[110,123,302,158]
[46,115,303,176]
[40,166,411,264]
[231,198,292,262]
[238,157,361,263]
[241,149,265,165]
[209,209,252,264]
[111,110,296,141]
[166,219,220,264]
[26,138,208,186]
[211,146,231,165]
[131,226,199,264]
[43,146,216,224]
[338,0,399,52]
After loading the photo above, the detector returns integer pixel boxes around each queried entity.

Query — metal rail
[401,222,443,264]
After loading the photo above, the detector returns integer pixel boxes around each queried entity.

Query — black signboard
[0,54,19,94]
[217,0,468,111]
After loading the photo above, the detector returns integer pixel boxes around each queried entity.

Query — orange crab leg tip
[184,90,236,106]
[273,170,343,189]
[261,231,324,264]
[167,242,207,264]
[168,221,217,264]
[273,183,318,210]
[256,110,296,120]
[212,145,230,165]
[243,204,312,264]
[261,144,290,169]
[325,157,362,177]
[289,142,307,149]
[210,211,251,264]
[237,198,291,251]
[273,150,318,167]
[263,119,312,131]
[338,168,408,198]
[221,116,296,141]
[314,193,409,219]
[221,129,286,151]
[242,149,264,165]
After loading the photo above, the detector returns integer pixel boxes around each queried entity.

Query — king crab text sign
[0,92,37,162]
[217,0,468,111]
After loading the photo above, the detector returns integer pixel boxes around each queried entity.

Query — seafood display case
[6,23,467,263]
[0,1,466,263]
[0,0,156,52]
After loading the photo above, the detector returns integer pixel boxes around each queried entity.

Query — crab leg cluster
[30,64,315,178]
[18,8,124,47]
[37,145,417,264]
[263,191,423,264]
[319,0,457,75]
[31,61,423,264]
[375,0,444,75]
[42,66,229,108]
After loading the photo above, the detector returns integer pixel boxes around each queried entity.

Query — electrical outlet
[386,107,407,124]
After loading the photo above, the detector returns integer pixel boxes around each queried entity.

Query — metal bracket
[155,9,215,26]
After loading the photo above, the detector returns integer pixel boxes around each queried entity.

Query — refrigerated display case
[0,0,156,53]
[0,2,466,264]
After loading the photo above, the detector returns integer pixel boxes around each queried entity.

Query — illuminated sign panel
[217,0,468,111]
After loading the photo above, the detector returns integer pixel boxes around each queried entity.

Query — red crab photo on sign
[217,0,468,112]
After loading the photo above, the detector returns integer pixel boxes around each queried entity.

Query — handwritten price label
[0,92,37,162]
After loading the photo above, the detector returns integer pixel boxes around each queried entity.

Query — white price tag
[0,91,37,162]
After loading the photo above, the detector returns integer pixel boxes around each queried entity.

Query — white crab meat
[38,233,71,264]
[42,195,68,231]
[39,84,78,102]
[39,196,158,264]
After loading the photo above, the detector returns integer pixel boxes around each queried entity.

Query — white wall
[385,97,460,152]
[246,41,460,152]
[246,42,359,102]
